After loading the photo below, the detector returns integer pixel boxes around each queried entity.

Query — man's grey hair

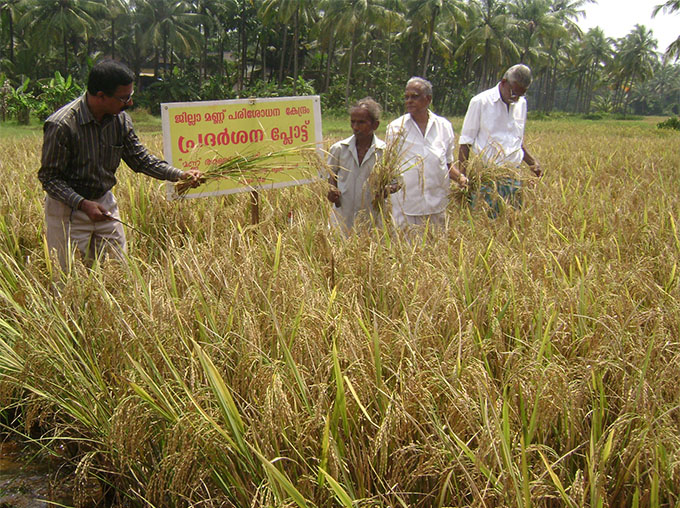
[503,64,532,88]
[351,96,382,123]
[406,77,433,97]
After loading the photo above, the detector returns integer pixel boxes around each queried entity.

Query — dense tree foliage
[0,0,678,117]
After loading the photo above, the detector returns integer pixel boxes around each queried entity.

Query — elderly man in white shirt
[327,97,386,233]
[387,77,467,231]
[457,64,541,216]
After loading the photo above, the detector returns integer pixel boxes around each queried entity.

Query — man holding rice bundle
[38,60,202,271]
[457,63,541,217]
[387,77,467,233]
[326,97,390,233]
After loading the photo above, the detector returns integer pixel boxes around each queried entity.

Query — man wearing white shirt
[327,97,386,233]
[387,77,467,231]
[457,64,541,215]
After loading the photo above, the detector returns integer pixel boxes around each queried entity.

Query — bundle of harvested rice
[367,132,417,211]
[174,146,312,196]
[449,153,526,201]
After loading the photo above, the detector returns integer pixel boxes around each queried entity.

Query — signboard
[161,96,323,199]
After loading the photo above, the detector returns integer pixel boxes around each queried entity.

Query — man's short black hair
[87,60,135,96]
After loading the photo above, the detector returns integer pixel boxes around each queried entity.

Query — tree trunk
[63,32,68,74]
[262,33,267,81]
[9,12,14,63]
[110,18,115,59]
[163,33,169,75]
[202,24,209,79]
[250,34,260,86]
[278,25,288,86]
[293,8,299,94]
[549,63,558,112]
[344,28,357,107]
[153,48,159,77]
[564,79,573,112]
[578,70,587,112]
[481,40,490,92]
[220,36,225,78]
[421,8,438,78]
[323,33,335,93]
[240,13,247,90]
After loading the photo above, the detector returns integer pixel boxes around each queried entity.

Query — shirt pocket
[101,144,123,170]
[336,166,353,195]
[427,140,448,168]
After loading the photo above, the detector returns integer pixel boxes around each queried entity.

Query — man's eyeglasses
[113,90,134,104]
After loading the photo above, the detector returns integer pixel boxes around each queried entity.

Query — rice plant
[0,117,679,507]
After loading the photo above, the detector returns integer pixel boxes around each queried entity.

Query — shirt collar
[341,134,384,150]
[75,94,96,125]
[341,134,384,165]
[78,93,118,126]
[406,110,432,134]
[407,110,430,122]
[492,83,503,103]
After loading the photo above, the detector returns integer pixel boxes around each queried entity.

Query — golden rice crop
[0,116,679,507]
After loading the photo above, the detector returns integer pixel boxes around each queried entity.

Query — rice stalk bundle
[450,152,525,200]
[367,131,417,211]
[174,146,311,196]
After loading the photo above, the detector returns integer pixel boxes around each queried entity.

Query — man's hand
[327,187,341,206]
[522,145,541,177]
[180,169,204,188]
[79,199,114,222]
[386,178,402,195]
[449,167,469,188]
[529,163,542,178]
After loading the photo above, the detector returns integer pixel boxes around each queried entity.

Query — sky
[577,0,679,54]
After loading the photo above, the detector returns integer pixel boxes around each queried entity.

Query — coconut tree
[611,25,659,112]
[230,0,261,90]
[511,0,585,111]
[539,0,593,110]
[406,0,465,77]
[455,0,519,90]
[508,0,559,64]
[322,0,387,105]
[204,0,238,79]
[17,0,105,73]
[0,0,22,63]
[576,27,611,112]
[103,0,130,59]
[135,0,205,76]
[260,0,318,92]
[550,0,593,31]
[373,0,405,107]
[628,60,680,113]
[190,0,230,78]
[653,0,680,60]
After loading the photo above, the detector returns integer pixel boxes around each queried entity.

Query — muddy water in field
[0,441,101,508]
[1,441,65,507]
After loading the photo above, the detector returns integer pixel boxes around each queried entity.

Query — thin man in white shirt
[387,77,467,230]
[457,64,541,177]
[327,98,386,233]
